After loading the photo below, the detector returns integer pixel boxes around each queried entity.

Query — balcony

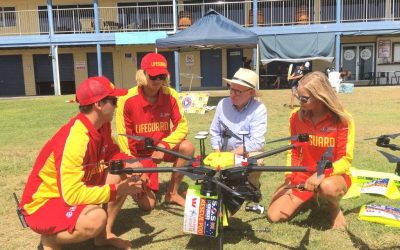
[0,0,399,36]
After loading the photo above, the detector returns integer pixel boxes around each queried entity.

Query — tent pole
[254,44,260,90]
[174,51,181,92]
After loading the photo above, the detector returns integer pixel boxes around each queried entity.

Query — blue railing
[0,0,398,36]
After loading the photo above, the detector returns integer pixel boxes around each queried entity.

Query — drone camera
[200,180,217,197]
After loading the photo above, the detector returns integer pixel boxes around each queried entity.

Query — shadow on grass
[343,200,375,216]
[289,203,332,231]
[346,228,371,250]
[185,218,312,250]
[129,228,189,248]
[346,225,399,250]
[114,207,155,235]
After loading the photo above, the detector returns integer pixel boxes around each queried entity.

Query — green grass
[0,87,399,249]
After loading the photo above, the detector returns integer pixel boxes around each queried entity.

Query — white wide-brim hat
[223,68,258,89]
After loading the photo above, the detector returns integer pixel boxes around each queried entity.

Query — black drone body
[111,132,313,250]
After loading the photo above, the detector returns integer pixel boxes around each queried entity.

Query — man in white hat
[209,68,267,188]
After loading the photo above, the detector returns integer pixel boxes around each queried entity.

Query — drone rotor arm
[248,144,297,161]
[247,166,308,173]
[153,146,195,161]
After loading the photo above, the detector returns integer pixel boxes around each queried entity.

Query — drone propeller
[118,133,147,141]
[364,133,400,140]
[377,150,400,163]
[266,134,309,144]
[316,147,333,178]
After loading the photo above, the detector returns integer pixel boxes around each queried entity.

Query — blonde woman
[116,53,194,210]
[267,71,355,229]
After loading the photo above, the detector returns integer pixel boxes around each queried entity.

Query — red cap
[140,53,169,76]
[76,76,127,105]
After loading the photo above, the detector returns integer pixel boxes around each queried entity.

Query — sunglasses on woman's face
[149,74,167,81]
[295,95,312,103]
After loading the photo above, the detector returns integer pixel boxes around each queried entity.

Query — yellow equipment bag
[343,167,400,200]
[358,204,400,227]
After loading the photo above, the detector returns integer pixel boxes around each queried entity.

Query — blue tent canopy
[156,9,258,50]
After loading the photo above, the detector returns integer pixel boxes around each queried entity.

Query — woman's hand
[304,172,324,192]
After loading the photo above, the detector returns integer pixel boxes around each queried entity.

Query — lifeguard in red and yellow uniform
[20,76,144,249]
[267,71,355,229]
[116,53,194,210]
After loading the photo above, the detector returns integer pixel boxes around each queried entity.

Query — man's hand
[116,175,144,197]
[304,172,324,192]
[231,145,244,155]
[151,143,166,164]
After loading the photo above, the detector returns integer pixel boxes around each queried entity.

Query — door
[226,48,243,79]
[33,54,75,95]
[201,49,222,87]
[0,55,25,96]
[341,44,374,83]
[87,52,114,82]
[137,51,176,87]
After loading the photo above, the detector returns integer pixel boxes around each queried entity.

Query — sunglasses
[149,74,167,81]
[295,95,312,103]
[101,96,118,106]
[229,86,252,96]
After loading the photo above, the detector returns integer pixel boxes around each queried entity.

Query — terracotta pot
[178,11,192,29]
[248,10,264,25]
[296,7,309,24]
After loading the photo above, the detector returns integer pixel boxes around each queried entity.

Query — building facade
[0,0,399,96]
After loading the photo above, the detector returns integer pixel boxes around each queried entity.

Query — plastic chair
[328,72,342,93]
[391,71,400,85]
[80,19,93,33]
[374,72,386,85]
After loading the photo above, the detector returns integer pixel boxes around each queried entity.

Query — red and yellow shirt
[116,85,188,157]
[21,113,129,216]
[287,108,355,176]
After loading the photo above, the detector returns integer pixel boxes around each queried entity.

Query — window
[118,2,173,30]
[0,7,16,27]
[38,5,94,33]
[393,43,400,63]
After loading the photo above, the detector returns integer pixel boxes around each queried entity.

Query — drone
[109,131,334,249]
[365,133,400,175]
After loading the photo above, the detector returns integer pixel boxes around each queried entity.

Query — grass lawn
[0,86,399,249]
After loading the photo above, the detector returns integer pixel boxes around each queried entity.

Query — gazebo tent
[155,9,258,89]
[156,9,258,50]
